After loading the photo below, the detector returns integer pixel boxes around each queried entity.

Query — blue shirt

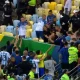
[18,21,27,28]
[11,52,16,57]
[43,74,53,80]
[15,55,22,65]
[47,14,56,24]
[42,19,47,25]
[59,47,69,63]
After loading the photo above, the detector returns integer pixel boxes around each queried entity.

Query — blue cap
[65,36,71,41]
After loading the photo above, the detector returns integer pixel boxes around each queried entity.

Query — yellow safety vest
[28,0,36,6]
[61,74,70,80]
[68,47,78,64]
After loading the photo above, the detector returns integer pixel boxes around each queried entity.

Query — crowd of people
[0,0,80,80]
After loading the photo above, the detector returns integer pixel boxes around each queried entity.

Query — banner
[0,35,55,55]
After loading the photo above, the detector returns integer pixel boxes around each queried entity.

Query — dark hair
[22,56,26,60]
[13,47,16,52]
[15,50,19,54]
[68,31,73,35]
[6,41,10,45]
[45,69,49,73]
[3,46,6,50]
[25,47,28,51]
[63,41,68,46]
[47,55,51,60]
[49,10,52,13]
[36,50,40,55]
[70,42,75,46]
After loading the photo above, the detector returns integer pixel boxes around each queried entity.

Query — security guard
[68,42,78,70]
[3,0,13,25]
[28,0,36,15]
[69,10,80,32]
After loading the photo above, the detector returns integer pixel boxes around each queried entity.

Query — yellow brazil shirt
[37,53,47,68]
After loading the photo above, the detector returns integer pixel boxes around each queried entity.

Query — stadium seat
[22,14,26,18]
[26,29,32,37]
[56,19,61,26]
[32,38,38,41]
[31,31,37,38]
[42,9,50,16]
[0,25,6,33]
[55,0,60,3]
[36,8,44,17]
[25,15,32,21]
[39,39,44,42]
[0,34,4,41]
[32,23,37,31]
[2,32,13,37]
[56,4,63,11]
[26,25,32,29]
[13,20,20,28]
[29,21,34,25]
[42,2,50,9]
[48,2,57,10]
[52,10,58,15]
[13,0,17,7]
[56,12,61,20]
[6,25,14,33]
[71,6,77,13]
[74,0,80,7]
[60,0,65,5]
[31,14,39,23]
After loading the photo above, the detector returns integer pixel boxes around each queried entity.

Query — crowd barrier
[0,35,60,63]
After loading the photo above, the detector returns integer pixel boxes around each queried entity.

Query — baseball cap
[73,10,78,13]
[5,0,10,4]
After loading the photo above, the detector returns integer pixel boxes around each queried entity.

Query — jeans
[36,31,43,39]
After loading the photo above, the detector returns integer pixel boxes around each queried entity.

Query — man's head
[23,50,28,56]
[42,14,46,20]
[15,50,19,55]
[6,41,10,46]
[59,10,63,15]
[5,0,10,5]
[22,56,26,61]
[48,10,53,16]
[21,16,25,22]
[73,10,78,16]
[45,69,49,74]
[36,50,41,55]
[55,26,61,31]
[31,67,36,73]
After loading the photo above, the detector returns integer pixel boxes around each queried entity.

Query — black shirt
[60,29,67,36]
[6,44,14,54]
[43,30,51,42]
[17,61,32,75]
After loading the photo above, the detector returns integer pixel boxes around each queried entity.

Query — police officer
[69,10,80,32]
[3,0,13,25]
[60,10,70,31]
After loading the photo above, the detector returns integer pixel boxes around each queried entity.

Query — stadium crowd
[0,0,80,80]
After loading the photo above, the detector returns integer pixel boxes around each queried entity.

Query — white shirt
[64,0,72,11]
[32,59,39,73]
[0,51,11,66]
[44,60,55,76]
[19,25,26,36]
[35,21,44,31]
